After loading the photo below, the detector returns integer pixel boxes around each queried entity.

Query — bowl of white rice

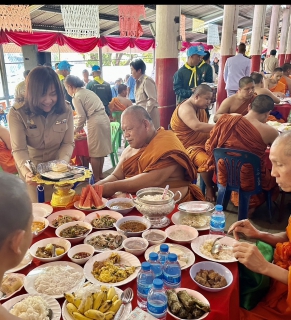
[165,225,198,244]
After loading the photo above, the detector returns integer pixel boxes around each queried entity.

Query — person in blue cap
[173,45,205,105]
[57,60,74,109]
[86,65,112,117]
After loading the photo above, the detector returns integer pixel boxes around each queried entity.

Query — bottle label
[163,273,181,284]
[137,284,152,297]
[147,302,167,315]
[210,216,225,230]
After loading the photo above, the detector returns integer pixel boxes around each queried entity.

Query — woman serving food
[8,66,75,202]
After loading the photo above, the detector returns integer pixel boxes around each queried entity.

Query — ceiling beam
[29,5,45,13]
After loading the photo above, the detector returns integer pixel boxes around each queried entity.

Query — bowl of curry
[114,215,151,237]
[55,221,93,244]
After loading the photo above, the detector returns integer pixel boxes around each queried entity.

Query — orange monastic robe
[236,94,257,116]
[122,127,205,202]
[240,216,291,320]
[0,140,17,174]
[170,104,209,172]
[108,97,127,112]
[279,77,288,94]
[205,114,278,208]
[270,81,285,94]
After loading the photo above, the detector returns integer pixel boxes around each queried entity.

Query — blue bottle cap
[149,252,158,261]
[167,253,178,261]
[160,244,169,252]
[141,262,151,271]
[215,204,223,211]
[153,278,163,289]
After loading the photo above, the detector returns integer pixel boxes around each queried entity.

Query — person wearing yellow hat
[173,45,205,104]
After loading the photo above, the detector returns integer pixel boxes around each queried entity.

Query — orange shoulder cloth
[108,97,127,112]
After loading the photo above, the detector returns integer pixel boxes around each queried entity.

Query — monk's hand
[228,219,260,240]
[232,242,268,274]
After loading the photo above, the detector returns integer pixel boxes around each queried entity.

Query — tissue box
[127,307,158,319]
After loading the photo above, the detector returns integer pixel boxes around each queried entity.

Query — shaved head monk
[228,131,291,319]
[94,105,205,202]
[170,84,216,202]
[206,94,279,218]
[0,172,33,320]
[214,76,256,123]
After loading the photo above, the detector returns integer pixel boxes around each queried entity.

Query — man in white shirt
[223,43,251,97]
[263,49,279,74]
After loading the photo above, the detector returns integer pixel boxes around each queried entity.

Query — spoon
[211,236,233,255]
[51,244,56,257]
[114,287,134,319]
[161,185,169,200]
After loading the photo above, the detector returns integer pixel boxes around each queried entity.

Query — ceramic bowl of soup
[106,198,135,215]
[114,216,151,237]
[122,237,149,256]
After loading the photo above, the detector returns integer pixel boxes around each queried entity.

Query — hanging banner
[180,14,186,41]
[207,23,220,45]
[118,5,146,38]
[240,28,249,44]
[237,28,244,45]
[192,18,205,33]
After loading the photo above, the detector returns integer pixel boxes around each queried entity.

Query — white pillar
[285,23,291,63]
[267,5,281,55]
[278,6,291,65]
[250,5,267,71]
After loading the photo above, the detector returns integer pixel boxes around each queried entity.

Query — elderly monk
[228,131,291,320]
[94,105,205,202]
[205,95,279,217]
[214,76,256,123]
[170,84,215,201]
[108,84,132,113]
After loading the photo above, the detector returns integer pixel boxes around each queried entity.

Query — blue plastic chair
[213,148,273,222]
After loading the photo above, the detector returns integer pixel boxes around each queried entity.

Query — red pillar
[251,55,261,72]
[156,58,177,128]
[155,5,180,129]
[278,54,286,66]
[285,54,291,64]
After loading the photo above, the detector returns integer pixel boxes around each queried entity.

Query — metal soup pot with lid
[132,187,182,228]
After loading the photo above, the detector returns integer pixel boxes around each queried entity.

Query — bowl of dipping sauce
[142,229,167,246]
[32,217,49,238]
[122,237,149,256]
[114,215,151,237]
[106,198,135,215]
[67,243,95,265]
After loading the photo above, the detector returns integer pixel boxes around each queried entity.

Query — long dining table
[273,102,291,121]
[7,202,240,320]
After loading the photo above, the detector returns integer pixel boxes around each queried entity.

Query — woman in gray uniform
[8,66,75,202]
[64,75,112,182]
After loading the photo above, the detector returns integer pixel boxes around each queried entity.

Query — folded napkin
[239,240,274,310]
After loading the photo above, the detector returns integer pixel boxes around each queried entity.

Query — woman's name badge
[55,119,67,125]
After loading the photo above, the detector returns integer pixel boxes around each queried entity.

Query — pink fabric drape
[0,30,211,53]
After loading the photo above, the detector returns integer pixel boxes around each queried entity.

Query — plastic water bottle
[157,244,169,265]
[162,253,181,289]
[137,262,155,310]
[209,204,225,235]
[147,278,168,320]
[148,252,163,280]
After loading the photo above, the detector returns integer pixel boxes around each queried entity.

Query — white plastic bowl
[190,261,233,292]
[47,209,85,228]
[67,244,95,265]
[114,215,151,237]
[165,225,198,244]
[106,198,135,215]
[29,237,71,262]
[122,237,149,256]
[142,229,167,246]
[55,221,92,245]
[31,217,49,238]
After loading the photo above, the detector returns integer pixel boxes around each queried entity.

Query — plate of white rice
[191,234,238,263]
[171,211,211,231]
[2,293,61,320]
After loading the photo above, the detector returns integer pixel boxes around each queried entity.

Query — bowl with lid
[177,201,214,225]
[132,187,182,228]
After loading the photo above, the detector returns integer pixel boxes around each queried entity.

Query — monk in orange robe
[228,132,291,320]
[214,76,257,123]
[0,125,17,174]
[265,67,286,97]
[170,84,215,201]
[205,95,279,216]
[108,83,132,113]
[94,105,205,202]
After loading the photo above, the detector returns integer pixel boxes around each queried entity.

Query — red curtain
[0,30,212,53]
